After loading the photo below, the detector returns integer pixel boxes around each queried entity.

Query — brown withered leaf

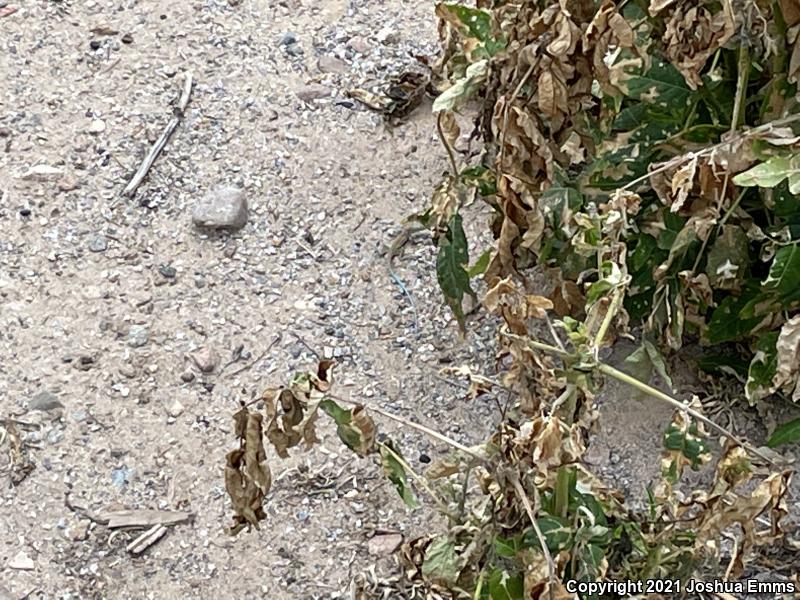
[350,406,377,456]
[696,471,792,555]
[662,0,735,89]
[669,155,698,213]
[245,413,271,496]
[425,459,461,480]
[547,268,585,317]
[225,409,271,534]
[438,110,460,151]
[440,365,494,399]
[484,277,551,334]
[6,421,35,486]
[312,359,336,392]
[772,314,800,401]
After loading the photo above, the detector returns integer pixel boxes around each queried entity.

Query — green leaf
[436,213,475,330]
[521,515,573,553]
[733,154,800,192]
[461,165,497,196]
[435,4,505,56]
[467,248,491,278]
[433,59,488,112]
[664,421,710,472]
[705,225,750,289]
[697,353,750,378]
[493,535,520,559]
[320,399,375,456]
[763,243,800,307]
[487,569,524,600]
[745,331,779,404]
[421,537,464,586]
[379,441,419,508]
[706,284,765,344]
[624,59,692,109]
[319,398,351,425]
[767,417,800,447]
[625,338,674,391]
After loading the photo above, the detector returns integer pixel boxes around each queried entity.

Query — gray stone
[191,347,219,373]
[285,44,304,57]
[128,324,149,348]
[279,32,297,46]
[47,428,64,445]
[180,370,195,383]
[192,186,248,230]
[295,84,330,102]
[29,391,64,411]
[88,234,108,252]
[317,55,348,74]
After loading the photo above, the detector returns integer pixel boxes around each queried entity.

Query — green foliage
[379,441,419,508]
[767,417,800,447]
[436,213,475,330]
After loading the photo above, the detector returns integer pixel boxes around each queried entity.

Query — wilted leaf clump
[425,0,800,438]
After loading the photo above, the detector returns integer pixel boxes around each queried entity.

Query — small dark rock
[279,32,297,46]
[419,453,431,464]
[19,208,31,217]
[29,391,64,412]
[89,40,102,51]
[180,371,195,383]
[158,264,177,279]
[285,44,304,57]
[121,33,133,44]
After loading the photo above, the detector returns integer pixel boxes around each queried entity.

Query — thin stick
[510,473,556,600]
[331,395,486,462]
[225,333,281,378]
[379,442,454,518]
[730,41,750,135]
[598,363,775,464]
[436,112,459,178]
[123,72,193,197]
[503,329,775,465]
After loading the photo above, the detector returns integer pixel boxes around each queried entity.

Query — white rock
[18,164,64,181]
[8,550,35,570]
[167,399,184,418]
[88,119,106,134]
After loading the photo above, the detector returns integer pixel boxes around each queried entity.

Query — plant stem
[510,473,556,600]
[331,395,487,463]
[598,363,775,464]
[593,287,624,353]
[730,39,750,135]
[473,569,486,600]
[505,330,776,465]
[437,112,460,179]
[379,442,454,518]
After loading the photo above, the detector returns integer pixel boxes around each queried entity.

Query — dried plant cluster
[224,1,800,597]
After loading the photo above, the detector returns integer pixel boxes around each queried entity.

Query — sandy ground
[0,1,502,598]
[2,1,798,599]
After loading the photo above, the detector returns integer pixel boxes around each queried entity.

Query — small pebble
[28,391,64,412]
[88,234,108,253]
[128,324,149,348]
[159,264,177,279]
[180,371,195,383]
[279,32,297,46]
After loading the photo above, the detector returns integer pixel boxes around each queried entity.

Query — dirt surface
[3,2,799,600]
[0,1,507,598]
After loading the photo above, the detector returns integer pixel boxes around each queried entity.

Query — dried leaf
[772,314,800,401]
[421,537,464,586]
